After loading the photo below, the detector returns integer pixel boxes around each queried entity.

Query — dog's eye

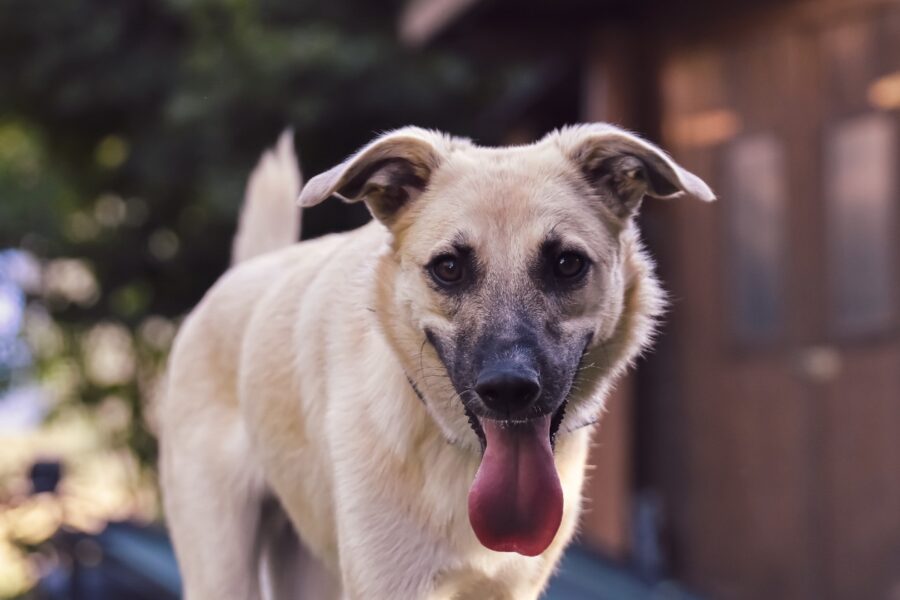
[430,255,465,285]
[553,252,588,280]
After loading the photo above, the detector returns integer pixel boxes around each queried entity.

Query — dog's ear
[557,123,715,219]
[298,128,447,227]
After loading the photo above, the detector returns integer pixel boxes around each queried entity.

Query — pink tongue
[467,415,563,556]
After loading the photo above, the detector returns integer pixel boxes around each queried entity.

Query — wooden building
[400,1,900,598]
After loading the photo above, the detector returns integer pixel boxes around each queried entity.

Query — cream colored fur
[231,129,302,265]
[158,124,713,600]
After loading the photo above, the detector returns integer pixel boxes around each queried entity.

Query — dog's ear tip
[296,186,323,208]
[686,177,718,203]
[678,185,717,203]
[667,163,716,203]
[657,190,717,203]
[679,191,717,203]
[297,188,329,208]
[296,164,345,208]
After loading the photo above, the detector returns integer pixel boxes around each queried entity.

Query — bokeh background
[1,0,899,598]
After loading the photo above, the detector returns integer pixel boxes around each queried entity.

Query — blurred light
[0,338,30,371]
[798,345,842,383]
[97,395,131,433]
[43,258,99,306]
[664,108,741,148]
[148,229,180,261]
[94,135,129,169]
[139,315,176,351]
[0,281,23,337]
[6,495,62,545]
[867,71,900,110]
[22,307,64,359]
[0,385,47,433]
[65,211,101,242]
[94,193,127,228]
[0,408,161,594]
[0,121,40,177]
[0,249,41,294]
[43,359,82,400]
[83,322,135,386]
[0,540,35,598]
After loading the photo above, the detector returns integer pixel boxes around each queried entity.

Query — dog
[157,123,714,600]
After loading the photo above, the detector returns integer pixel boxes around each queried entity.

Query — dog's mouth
[464,400,568,452]
[464,400,568,557]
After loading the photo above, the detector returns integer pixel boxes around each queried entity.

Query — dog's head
[299,124,714,556]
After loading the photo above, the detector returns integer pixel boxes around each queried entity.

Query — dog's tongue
[467,415,563,556]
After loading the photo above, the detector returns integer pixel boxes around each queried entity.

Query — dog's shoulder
[206,225,375,314]
[168,225,379,381]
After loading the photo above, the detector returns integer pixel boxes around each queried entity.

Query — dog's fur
[158,124,713,600]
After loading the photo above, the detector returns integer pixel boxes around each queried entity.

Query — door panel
[659,31,820,600]
[655,4,900,599]
[818,11,900,599]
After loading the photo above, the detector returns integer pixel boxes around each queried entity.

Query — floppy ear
[559,123,715,219]
[298,128,445,226]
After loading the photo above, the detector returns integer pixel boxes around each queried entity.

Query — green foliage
[0,0,525,469]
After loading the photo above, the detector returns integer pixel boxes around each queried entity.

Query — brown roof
[399,0,484,46]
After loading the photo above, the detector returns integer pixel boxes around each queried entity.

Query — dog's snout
[474,367,541,416]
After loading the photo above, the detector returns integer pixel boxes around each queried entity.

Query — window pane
[825,113,896,335]
[725,134,787,342]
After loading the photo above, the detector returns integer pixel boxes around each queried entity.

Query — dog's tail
[231,129,302,265]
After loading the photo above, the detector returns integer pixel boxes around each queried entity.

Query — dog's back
[157,133,350,599]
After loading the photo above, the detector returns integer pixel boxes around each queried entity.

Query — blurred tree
[0,0,530,469]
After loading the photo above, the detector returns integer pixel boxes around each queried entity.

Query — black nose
[474,367,541,416]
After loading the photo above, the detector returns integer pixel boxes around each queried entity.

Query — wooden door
[651,2,900,599]
[815,8,900,599]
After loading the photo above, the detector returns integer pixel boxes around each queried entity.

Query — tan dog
[158,124,714,600]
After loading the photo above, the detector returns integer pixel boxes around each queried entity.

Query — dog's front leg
[333,498,447,600]
[160,411,268,600]
[327,425,457,600]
